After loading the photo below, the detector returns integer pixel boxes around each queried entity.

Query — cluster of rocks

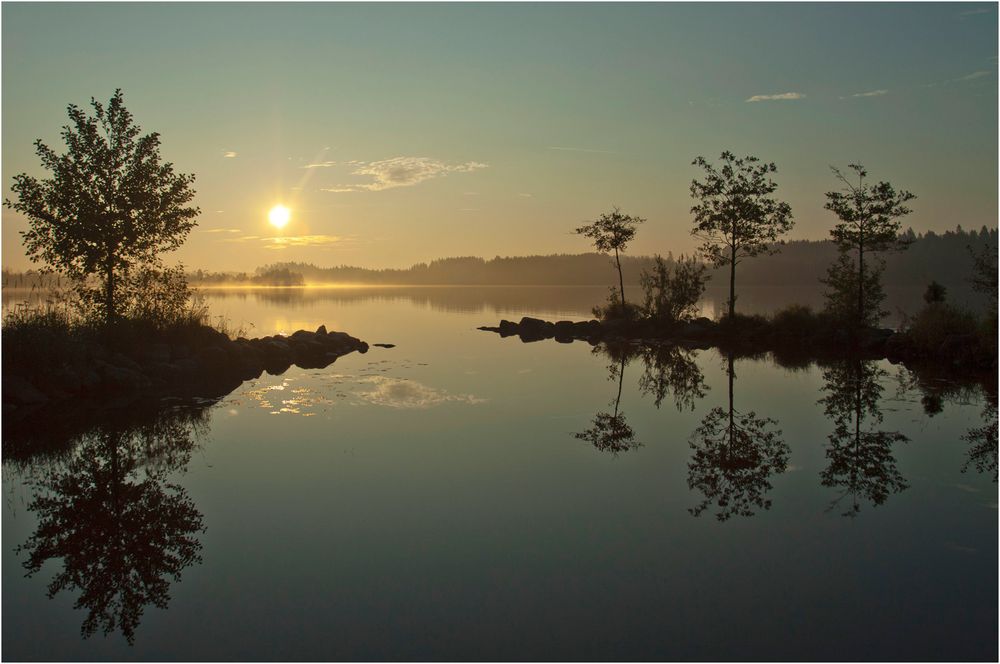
[3,324,368,410]
[478,315,991,373]
[479,316,738,347]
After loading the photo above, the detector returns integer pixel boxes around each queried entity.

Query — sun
[268,205,291,229]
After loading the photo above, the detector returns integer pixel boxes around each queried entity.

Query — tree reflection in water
[687,351,789,521]
[575,344,638,455]
[818,358,908,517]
[13,402,210,645]
[637,343,708,412]
[962,398,998,482]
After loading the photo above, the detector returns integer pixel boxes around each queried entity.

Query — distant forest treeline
[5,225,996,297]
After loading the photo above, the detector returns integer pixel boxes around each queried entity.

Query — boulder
[315,325,327,336]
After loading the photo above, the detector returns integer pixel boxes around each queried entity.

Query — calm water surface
[3,287,997,661]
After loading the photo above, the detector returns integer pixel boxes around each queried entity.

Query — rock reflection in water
[8,401,211,645]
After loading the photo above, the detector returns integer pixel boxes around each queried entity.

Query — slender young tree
[823,164,914,328]
[690,151,793,320]
[575,207,644,313]
[5,89,199,323]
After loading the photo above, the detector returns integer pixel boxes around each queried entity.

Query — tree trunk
[726,352,735,457]
[613,355,626,417]
[857,240,864,330]
[728,244,737,320]
[615,247,626,311]
[105,260,116,325]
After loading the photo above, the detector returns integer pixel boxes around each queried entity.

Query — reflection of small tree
[823,164,914,328]
[962,401,998,482]
[638,343,708,412]
[819,359,909,517]
[687,352,788,521]
[639,255,708,324]
[575,346,639,455]
[575,207,644,316]
[690,151,793,320]
[16,408,207,645]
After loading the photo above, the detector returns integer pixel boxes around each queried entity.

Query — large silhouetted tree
[5,89,199,323]
[822,164,914,328]
[576,207,644,315]
[690,152,793,320]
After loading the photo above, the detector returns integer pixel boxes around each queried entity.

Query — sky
[2,2,997,272]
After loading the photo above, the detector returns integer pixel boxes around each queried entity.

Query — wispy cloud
[321,157,487,193]
[844,89,889,99]
[263,235,345,249]
[547,146,618,154]
[201,228,242,234]
[220,233,350,249]
[958,70,992,81]
[746,92,805,103]
[517,193,533,198]
[222,151,238,158]
[301,160,337,169]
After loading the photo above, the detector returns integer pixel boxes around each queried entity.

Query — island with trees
[2,91,369,414]
[480,152,997,382]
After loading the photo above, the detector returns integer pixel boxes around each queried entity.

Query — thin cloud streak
[746,92,805,102]
[845,89,889,98]
[321,156,487,193]
[958,70,991,81]
[222,151,237,158]
[547,146,618,154]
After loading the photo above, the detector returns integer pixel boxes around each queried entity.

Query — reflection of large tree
[15,405,208,645]
[819,359,908,517]
[575,344,638,455]
[688,352,788,521]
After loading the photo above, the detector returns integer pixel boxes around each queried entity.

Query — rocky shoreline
[478,316,994,373]
[3,324,368,411]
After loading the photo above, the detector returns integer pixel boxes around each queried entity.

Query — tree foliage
[690,151,793,319]
[576,207,644,311]
[5,90,199,323]
[823,164,914,328]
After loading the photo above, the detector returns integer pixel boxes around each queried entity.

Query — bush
[903,302,979,352]
[923,281,947,304]
[821,253,886,327]
[639,255,707,324]
[592,287,642,322]
[769,304,825,339]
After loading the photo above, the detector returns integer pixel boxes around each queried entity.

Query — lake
[2,286,997,661]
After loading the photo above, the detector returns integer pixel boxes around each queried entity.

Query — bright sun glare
[268,205,291,229]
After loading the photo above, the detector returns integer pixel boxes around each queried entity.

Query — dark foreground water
[2,286,997,661]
